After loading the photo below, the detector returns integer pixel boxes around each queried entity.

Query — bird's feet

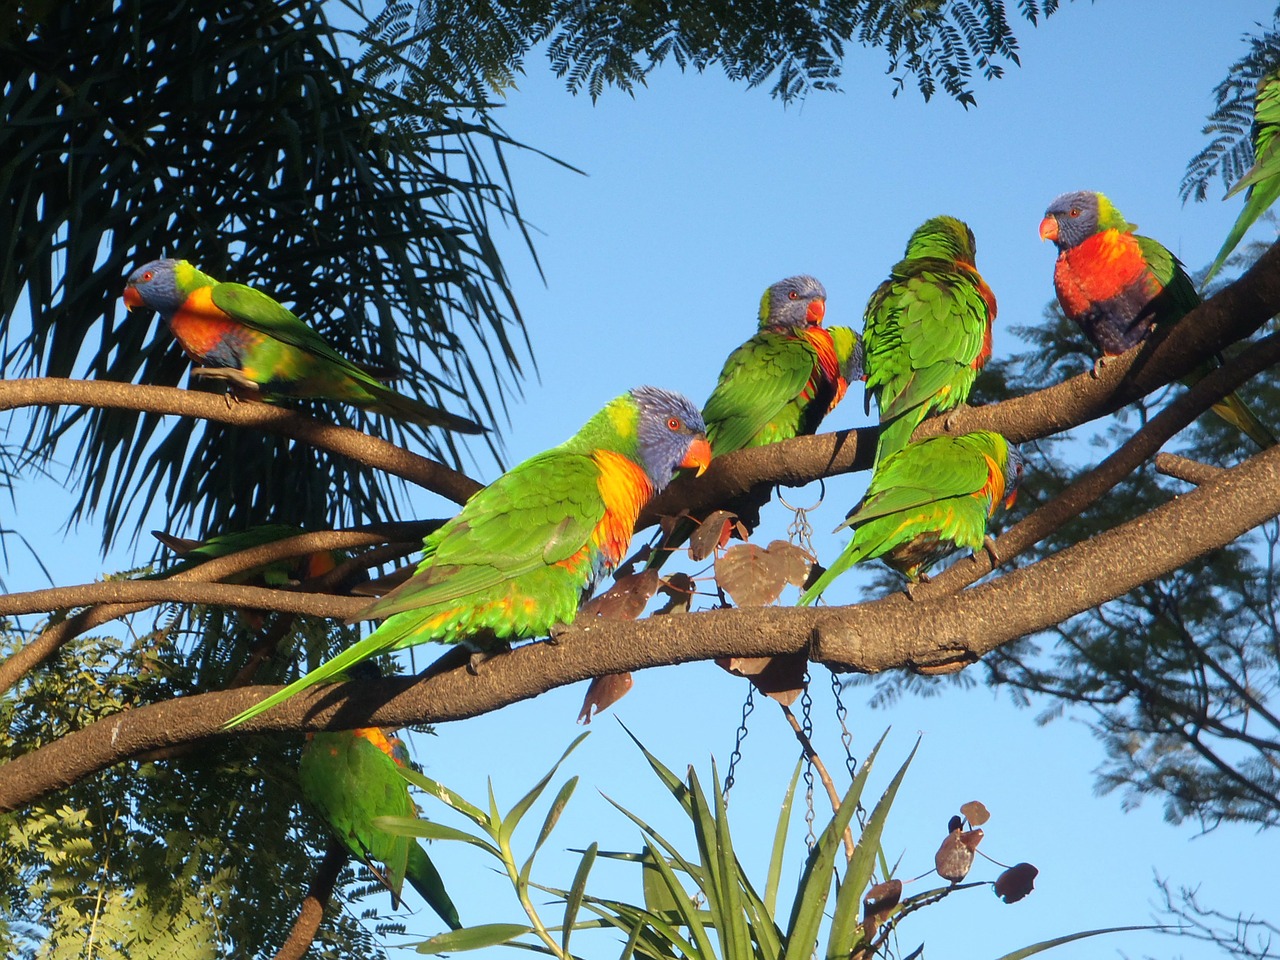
[903,572,932,601]
[978,535,1001,568]
[192,367,261,394]
[467,640,512,674]
[1089,356,1111,379]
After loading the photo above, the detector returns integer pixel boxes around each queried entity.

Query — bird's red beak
[1003,487,1019,511]
[122,286,143,310]
[680,436,713,477]
[806,297,826,325]
[1038,216,1058,242]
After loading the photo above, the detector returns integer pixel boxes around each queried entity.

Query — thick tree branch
[811,442,1280,671]
[0,378,483,503]
[919,329,1280,597]
[645,235,1280,529]
[6,443,1280,813]
[273,840,347,960]
[0,530,414,692]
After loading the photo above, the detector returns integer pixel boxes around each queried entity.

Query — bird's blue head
[759,275,827,330]
[1001,442,1027,512]
[123,259,186,317]
[629,386,711,491]
[1039,191,1133,251]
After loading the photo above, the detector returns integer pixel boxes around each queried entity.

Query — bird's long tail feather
[222,631,396,729]
[1210,390,1277,451]
[408,843,462,929]
[367,383,485,434]
[798,538,870,606]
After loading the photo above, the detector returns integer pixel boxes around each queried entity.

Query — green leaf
[641,845,683,915]
[398,765,492,830]
[828,731,903,960]
[579,899,697,960]
[617,720,691,812]
[372,815,501,858]
[416,923,536,954]
[630,841,717,960]
[783,738,892,960]
[618,920,645,960]
[990,925,1162,960]
[500,731,589,846]
[562,841,597,954]
[521,775,579,885]
[764,759,803,916]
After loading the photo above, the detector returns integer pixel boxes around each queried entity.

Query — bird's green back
[702,329,821,455]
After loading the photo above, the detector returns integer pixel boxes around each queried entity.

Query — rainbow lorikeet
[1040,190,1275,449]
[122,259,482,433]
[701,275,862,456]
[862,216,997,468]
[146,523,350,631]
[225,386,711,727]
[149,524,339,586]
[299,725,461,927]
[799,431,1023,603]
[1204,68,1280,286]
[647,276,861,570]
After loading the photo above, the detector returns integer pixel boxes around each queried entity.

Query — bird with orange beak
[226,386,711,727]
[1039,190,1274,449]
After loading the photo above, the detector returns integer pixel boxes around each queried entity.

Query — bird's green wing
[210,282,366,369]
[864,262,990,425]
[359,451,607,620]
[702,330,818,455]
[1134,236,1200,319]
[840,437,992,529]
[300,731,413,901]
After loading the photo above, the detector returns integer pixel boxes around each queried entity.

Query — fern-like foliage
[1182,4,1280,201]
[384,0,1067,106]
[2,0,536,550]
[0,621,409,958]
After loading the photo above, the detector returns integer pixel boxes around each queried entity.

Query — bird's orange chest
[168,286,253,358]
[1055,230,1150,316]
[799,326,844,409]
[590,450,654,566]
[958,261,997,369]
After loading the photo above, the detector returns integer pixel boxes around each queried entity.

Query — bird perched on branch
[799,431,1023,603]
[299,724,461,927]
[225,386,711,727]
[862,216,997,468]
[648,275,861,570]
[1040,190,1275,449]
[123,258,482,433]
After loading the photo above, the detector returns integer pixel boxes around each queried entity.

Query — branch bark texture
[6,441,1280,813]
[5,239,1280,815]
[0,378,482,503]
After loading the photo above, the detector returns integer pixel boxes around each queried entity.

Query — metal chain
[722,685,755,803]
[830,669,869,828]
[830,669,857,780]
[801,671,817,850]
[778,480,825,556]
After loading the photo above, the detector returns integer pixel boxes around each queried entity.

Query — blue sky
[9,1,1280,956]
[396,3,1277,958]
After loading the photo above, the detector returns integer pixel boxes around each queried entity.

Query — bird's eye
[141,271,154,282]
[788,290,799,300]
[1068,208,1080,218]
[667,417,682,431]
